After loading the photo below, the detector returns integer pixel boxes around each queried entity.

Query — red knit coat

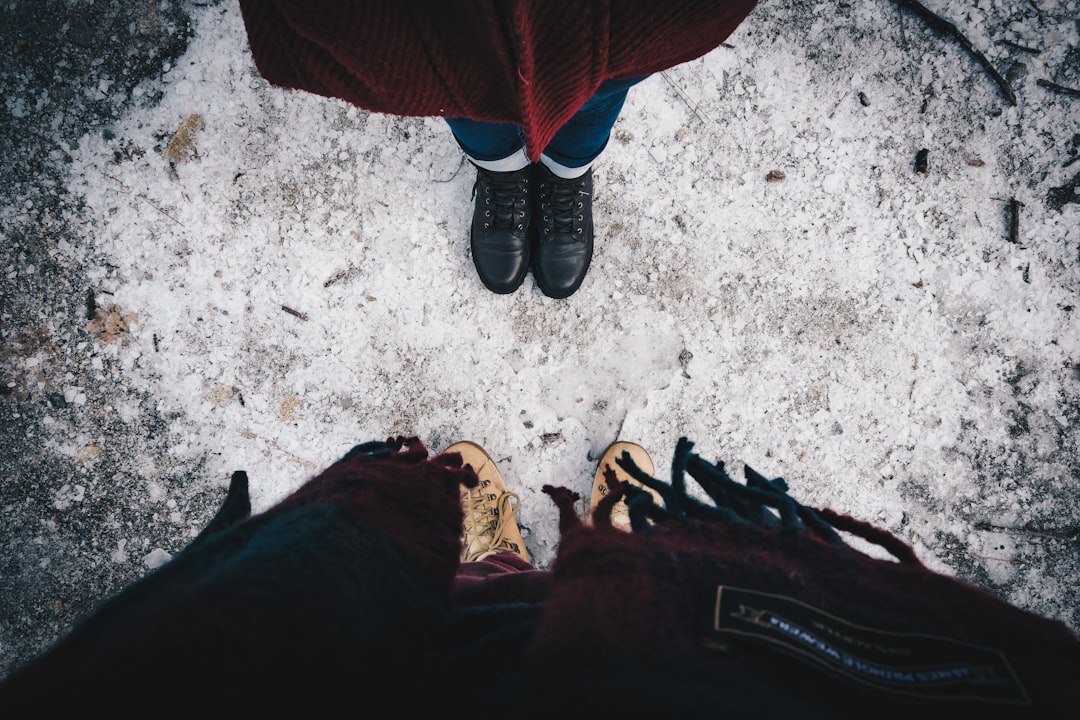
[237,1,760,160]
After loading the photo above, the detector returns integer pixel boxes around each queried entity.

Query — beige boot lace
[461,482,525,562]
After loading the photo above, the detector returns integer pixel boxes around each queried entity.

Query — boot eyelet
[576,228,582,234]
[577,215,583,221]
[484,210,491,217]
[518,211,525,218]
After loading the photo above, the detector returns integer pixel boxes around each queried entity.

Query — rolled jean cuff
[539,153,594,179]
[465,147,530,173]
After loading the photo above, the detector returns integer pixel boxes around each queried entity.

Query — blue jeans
[445,75,649,173]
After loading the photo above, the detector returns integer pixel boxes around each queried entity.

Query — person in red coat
[236,1,760,298]
[2,434,1079,716]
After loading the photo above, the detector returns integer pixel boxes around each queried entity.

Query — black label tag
[701,585,1030,706]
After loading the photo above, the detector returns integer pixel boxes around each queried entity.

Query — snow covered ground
[2,0,1078,678]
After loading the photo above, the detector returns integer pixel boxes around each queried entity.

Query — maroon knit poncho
[2,437,1079,716]
[237,1,760,160]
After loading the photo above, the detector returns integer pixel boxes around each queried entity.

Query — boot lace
[461,479,525,561]
[476,172,528,232]
[539,175,588,238]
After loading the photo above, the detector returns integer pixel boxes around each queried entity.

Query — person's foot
[532,163,593,299]
[469,165,532,294]
[445,441,530,562]
[589,441,658,531]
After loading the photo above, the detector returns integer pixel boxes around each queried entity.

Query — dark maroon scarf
[2,436,1077,717]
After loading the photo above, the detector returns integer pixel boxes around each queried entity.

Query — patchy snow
[60,0,1080,591]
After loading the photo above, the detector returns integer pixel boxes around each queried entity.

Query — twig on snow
[101,171,185,226]
[239,430,319,468]
[940,547,1019,564]
[1007,198,1023,245]
[892,0,1016,105]
[1001,39,1040,55]
[660,71,711,125]
[976,521,1080,541]
[1036,79,1080,98]
[281,305,309,321]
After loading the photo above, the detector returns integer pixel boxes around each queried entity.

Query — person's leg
[444,440,549,663]
[452,551,551,605]
[540,75,649,178]
[444,117,530,172]
[443,119,532,293]
[532,76,648,299]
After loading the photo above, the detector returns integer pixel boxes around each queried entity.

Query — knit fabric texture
[0,437,472,715]
[527,437,1080,715]
[2,435,1078,717]
[237,1,760,160]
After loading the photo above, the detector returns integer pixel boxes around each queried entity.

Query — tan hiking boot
[590,441,659,531]
[445,441,530,563]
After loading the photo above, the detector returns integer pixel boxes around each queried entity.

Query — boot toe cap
[471,232,530,294]
[534,240,593,299]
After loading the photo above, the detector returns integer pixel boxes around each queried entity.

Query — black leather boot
[532,163,593,299]
[469,165,532,294]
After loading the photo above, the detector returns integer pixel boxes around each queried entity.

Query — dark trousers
[445,75,649,169]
